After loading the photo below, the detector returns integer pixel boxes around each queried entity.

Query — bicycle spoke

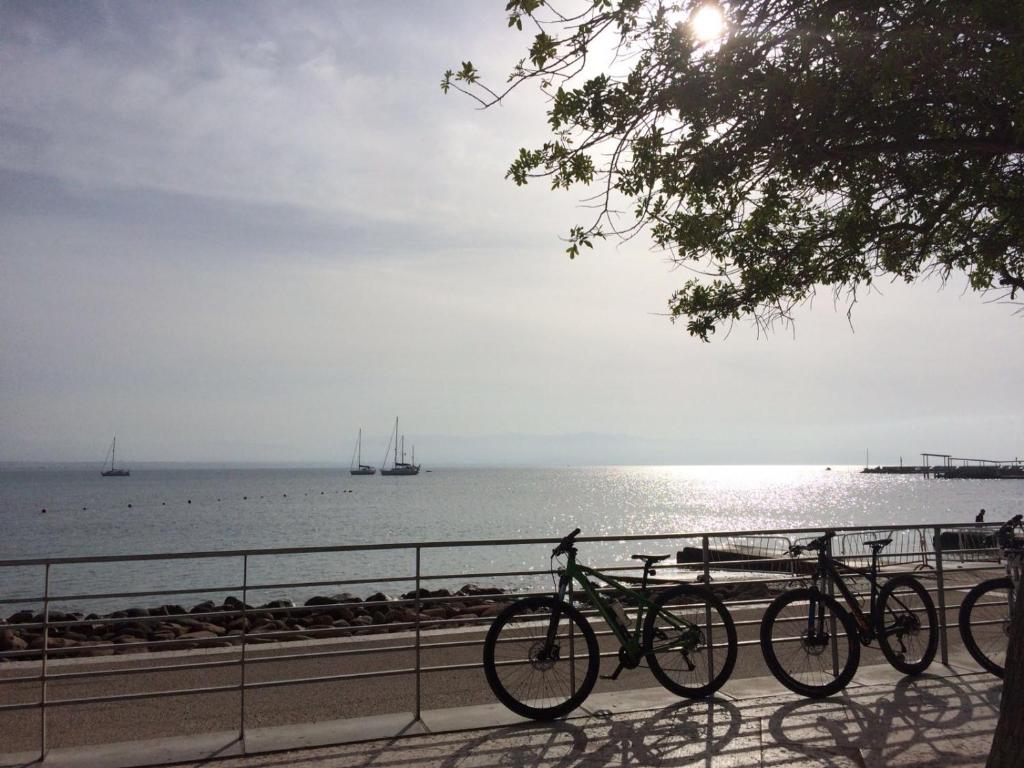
[487,600,594,715]
[763,591,857,696]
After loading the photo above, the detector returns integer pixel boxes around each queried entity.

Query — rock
[7,610,34,625]
[113,635,148,653]
[458,584,505,597]
[352,615,373,626]
[332,618,351,628]
[309,613,334,627]
[263,599,294,609]
[223,596,252,612]
[0,629,27,652]
[190,601,216,615]
[478,603,508,618]
[401,588,431,601]
[422,608,448,620]
[177,630,219,651]
[365,592,394,604]
[428,588,452,598]
[125,607,150,618]
[304,595,336,607]
[162,622,187,637]
[29,635,77,650]
[149,604,187,617]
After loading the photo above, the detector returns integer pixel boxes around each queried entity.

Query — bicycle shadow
[438,696,744,768]
[438,720,587,768]
[765,673,994,767]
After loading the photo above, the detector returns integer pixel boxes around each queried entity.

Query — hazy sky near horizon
[2,0,1022,466]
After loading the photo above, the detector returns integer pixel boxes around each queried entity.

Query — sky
[1,0,1022,466]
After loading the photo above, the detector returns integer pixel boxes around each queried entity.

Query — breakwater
[0,584,512,661]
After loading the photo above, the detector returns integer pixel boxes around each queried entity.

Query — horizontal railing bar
[0,521,1008,568]
[0,596,43,606]
[0,700,42,713]
[41,683,242,708]
[44,585,245,603]
[37,657,242,683]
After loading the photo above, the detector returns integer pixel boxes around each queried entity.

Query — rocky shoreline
[0,577,783,662]
[0,583,513,661]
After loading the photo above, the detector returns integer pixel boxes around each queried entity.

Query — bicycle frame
[548,548,701,661]
[805,541,905,644]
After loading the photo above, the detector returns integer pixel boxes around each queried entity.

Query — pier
[862,452,1024,478]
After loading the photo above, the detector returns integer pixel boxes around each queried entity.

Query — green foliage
[444,0,1024,340]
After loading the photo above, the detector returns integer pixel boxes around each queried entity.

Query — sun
[691,4,726,42]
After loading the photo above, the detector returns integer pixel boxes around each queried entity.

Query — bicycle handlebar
[788,530,835,557]
[553,528,581,557]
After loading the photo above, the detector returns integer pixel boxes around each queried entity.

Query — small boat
[350,428,376,476]
[101,437,130,477]
[380,418,420,476]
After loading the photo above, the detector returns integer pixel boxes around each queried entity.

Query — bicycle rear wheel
[874,575,938,675]
[482,596,599,720]
[760,588,860,698]
[642,584,737,698]
[958,577,1014,678]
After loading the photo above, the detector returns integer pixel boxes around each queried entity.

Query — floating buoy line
[29,488,356,515]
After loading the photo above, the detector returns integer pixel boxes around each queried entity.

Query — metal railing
[0,520,1010,762]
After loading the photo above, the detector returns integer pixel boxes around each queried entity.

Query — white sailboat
[380,418,420,476]
[350,428,376,476]
[101,436,130,477]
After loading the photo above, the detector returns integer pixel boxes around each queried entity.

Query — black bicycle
[760,530,939,698]
[958,514,1023,677]
[482,529,738,720]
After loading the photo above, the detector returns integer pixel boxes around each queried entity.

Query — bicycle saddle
[631,553,671,563]
[863,537,892,550]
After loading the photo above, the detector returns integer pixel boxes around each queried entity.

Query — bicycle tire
[482,595,600,720]
[642,584,737,698]
[958,576,1014,678]
[873,574,939,675]
[760,588,860,698]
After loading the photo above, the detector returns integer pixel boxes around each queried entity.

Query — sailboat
[380,418,420,476]
[350,428,376,476]
[101,437,130,477]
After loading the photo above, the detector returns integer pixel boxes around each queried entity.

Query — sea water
[1,465,1021,613]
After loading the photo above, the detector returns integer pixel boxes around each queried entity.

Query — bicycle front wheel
[760,588,860,698]
[874,575,938,675]
[958,577,1014,678]
[642,584,737,698]
[482,595,599,720]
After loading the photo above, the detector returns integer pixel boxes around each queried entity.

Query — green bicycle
[482,528,738,720]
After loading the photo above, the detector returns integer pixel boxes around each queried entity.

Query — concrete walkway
[6,664,1001,768]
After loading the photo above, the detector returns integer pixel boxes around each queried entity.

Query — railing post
[39,563,50,761]
[702,536,714,679]
[414,546,421,721]
[240,554,248,746]
[825,535,840,677]
[932,527,949,665]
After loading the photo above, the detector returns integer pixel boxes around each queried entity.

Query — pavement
[0,662,1003,768]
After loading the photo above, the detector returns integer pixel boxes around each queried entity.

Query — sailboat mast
[394,418,399,466]
[357,428,362,465]
[112,437,116,470]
